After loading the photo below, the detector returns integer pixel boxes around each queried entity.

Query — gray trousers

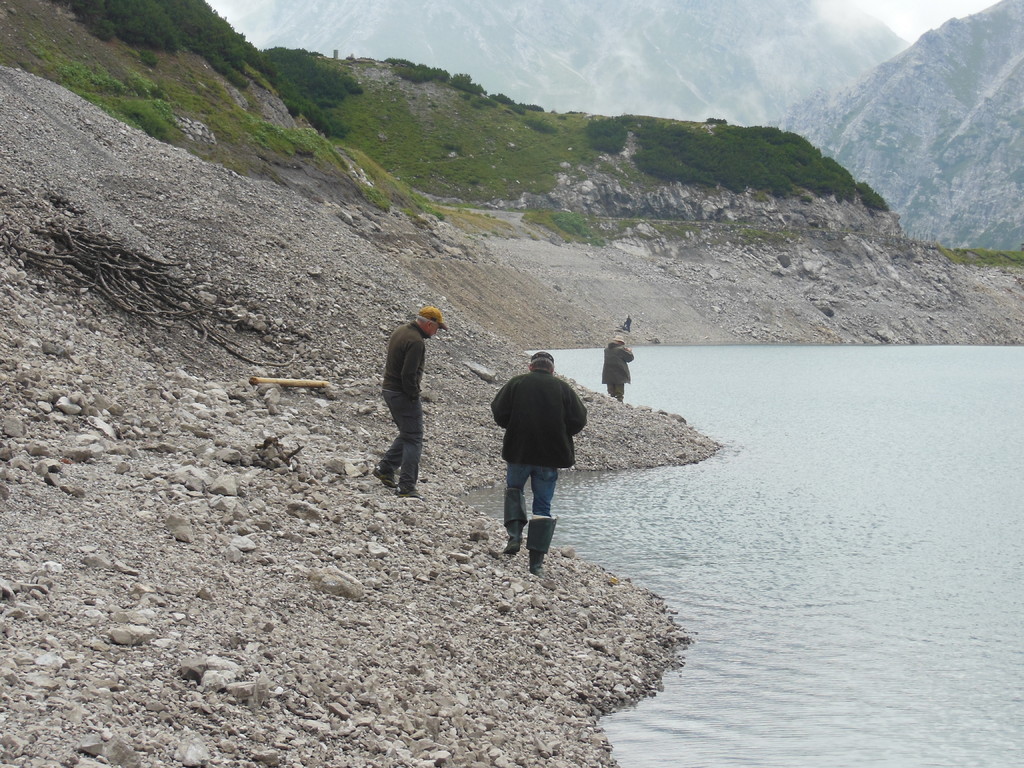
[381,389,424,489]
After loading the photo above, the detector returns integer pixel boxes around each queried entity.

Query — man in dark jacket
[602,334,634,402]
[490,351,588,576]
[374,306,447,499]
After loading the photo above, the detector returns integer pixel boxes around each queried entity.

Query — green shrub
[450,73,485,95]
[585,117,628,153]
[59,0,271,83]
[523,210,603,244]
[552,211,592,239]
[118,98,176,141]
[125,70,162,98]
[388,59,450,84]
[627,118,888,208]
[56,61,127,95]
[524,116,557,134]
[855,181,889,211]
[264,48,362,138]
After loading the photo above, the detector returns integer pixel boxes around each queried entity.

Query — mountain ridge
[781,0,1024,249]
[210,0,907,126]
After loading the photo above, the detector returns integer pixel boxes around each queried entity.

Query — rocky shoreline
[1,66,720,767]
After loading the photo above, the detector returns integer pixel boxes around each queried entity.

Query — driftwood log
[249,377,329,388]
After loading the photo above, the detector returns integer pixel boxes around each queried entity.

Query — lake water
[474,345,1024,768]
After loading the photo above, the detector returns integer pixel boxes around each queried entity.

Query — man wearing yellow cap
[374,306,448,498]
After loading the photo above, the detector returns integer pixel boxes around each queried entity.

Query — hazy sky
[848,0,997,41]
[206,1,1001,46]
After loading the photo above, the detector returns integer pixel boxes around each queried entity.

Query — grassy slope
[941,246,1024,270]
[331,60,606,202]
[1,3,887,223]
[0,0,357,193]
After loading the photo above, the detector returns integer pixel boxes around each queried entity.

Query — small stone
[33,652,65,668]
[252,749,282,766]
[34,458,61,476]
[86,416,119,440]
[209,474,239,496]
[174,733,211,767]
[230,535,257,552]
[77,734,105,756]
[169,466,210,491]
[108,625,157,646]
[2,416,25,438]
[55,396,82,415]
[286,501,321,521]
[366,542,388,558]
[84,553,112,569]
[309,567,364,600]
[179,657,208,683]
[465,361,497,382]
[201,668,236,691]
[65,443,106,462]
[324,457,347,474]
[165,513,195,543]
[104,736,141,768]
[214,447,243,464]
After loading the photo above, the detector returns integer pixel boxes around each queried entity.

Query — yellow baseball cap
[418,305,448,329]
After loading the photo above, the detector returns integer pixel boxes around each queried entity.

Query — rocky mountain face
[781,0,1024,250]
[209,0,906,125]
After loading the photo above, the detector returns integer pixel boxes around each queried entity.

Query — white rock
[309,567,364,600]
[209,474,239,496]
[174,734,211,766]
[230,535,257,552]
[108,625,157,646]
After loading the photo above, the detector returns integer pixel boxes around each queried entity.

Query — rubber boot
[502,488,528,555]
[526,515,557,576]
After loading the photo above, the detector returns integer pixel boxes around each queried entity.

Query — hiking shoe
[395,487,422,499]
[372,466,397,489]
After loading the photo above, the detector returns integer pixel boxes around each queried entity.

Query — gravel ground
[1,66,720,768]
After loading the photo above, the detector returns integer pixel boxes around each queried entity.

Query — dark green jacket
[602,343,634,385]
[491,371,588,468]
[382,322,428,398]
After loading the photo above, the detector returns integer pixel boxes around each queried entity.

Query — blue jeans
[381,390,423,490]
[505,464,559,517]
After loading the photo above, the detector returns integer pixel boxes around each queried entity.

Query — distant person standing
[373,305,448,499]
[602,334,634,402]
[491,351,588,577]
[621,315,632,332]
